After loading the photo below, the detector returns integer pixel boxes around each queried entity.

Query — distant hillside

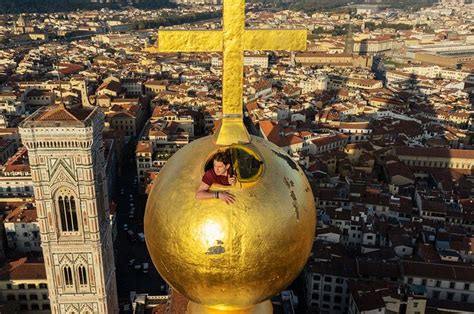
[255,0,364,14]
[257,0,435,13]
[0,0,172,14]
[363,0,437,9]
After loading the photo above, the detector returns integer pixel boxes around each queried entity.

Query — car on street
[134,264,141,270]
[142,262,149,273]
[128,259,135,266]
[123,224,128,231]
[137,232,145,243]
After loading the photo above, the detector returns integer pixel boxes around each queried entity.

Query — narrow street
[113,156,167,310]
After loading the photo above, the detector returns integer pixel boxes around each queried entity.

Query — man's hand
[228,175,236,186]
[219,191,235,205]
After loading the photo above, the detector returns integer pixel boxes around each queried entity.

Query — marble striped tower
[19,104,118,314]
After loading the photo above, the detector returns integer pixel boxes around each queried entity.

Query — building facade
[19,105,118,313]
[0,257,50,313]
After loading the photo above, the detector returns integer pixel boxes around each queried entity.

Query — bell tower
[19,105,118,314]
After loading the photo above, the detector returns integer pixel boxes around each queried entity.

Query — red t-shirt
[202,169,230,186]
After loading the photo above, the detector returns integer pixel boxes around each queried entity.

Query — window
[30,294,38,300]
[450,282,455,289]
[465,283,470,290]
[408,277,413,284]
[6,284,12,289]
[335,286,343,294]
[436,280,441,288]
[31,304,39,310]
[323,285,331,292]
[42,293,48,300]
[447,292,454,300]
[39,283,47,289]
[323,294,331,302]
[28,284,36,289]
[422,279,427,286]
[18,284,25,289]
[20,304,28,310]
[78,265,88,286]
[6,294,15,301]
[461,294,469,302]
[18,294,27,300]
[324,277,332,283]
[433,290,440,299]
[42,304,50,310]
[57,194,78,232]
[334,295,342,303]
[63,266,73,288]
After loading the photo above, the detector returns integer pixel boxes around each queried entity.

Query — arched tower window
[78,265,88,286]
[57,193,78,232]
[63,266,73,288]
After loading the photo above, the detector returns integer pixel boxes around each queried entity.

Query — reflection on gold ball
[144,135,316,310]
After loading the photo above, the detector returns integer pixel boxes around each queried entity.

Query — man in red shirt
[195,151,236,204]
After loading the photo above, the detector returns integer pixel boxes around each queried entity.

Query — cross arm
[244,29,307,51]
[157,30,223,52]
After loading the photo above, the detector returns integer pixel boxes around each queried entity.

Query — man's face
[213,160,229,176]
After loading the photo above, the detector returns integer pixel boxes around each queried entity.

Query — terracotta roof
[98,80,121,94]
[339,122,371,129]
[311,133,348,146]
[296,52,353,58]
[4,204,37,223]
[259,120,303,148]
[0,257,46,280]
[396,147,474,159]
[58,63,84,75]
[26,89,53,97]
[34,105,93,122]
[402,260,474,282]
[385,161,415,181]
[426,299,474,313]
[136,141,153,154]
[2,146,29,173]
[348,281,392,312]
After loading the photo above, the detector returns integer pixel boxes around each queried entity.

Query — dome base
[187,300,272,314]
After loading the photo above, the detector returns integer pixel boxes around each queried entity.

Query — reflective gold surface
[144,136,316,310]
[144,0,313,310]
[187,300,273,314]
[148,0,306,145]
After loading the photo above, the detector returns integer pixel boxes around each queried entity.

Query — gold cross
[148,1,307,145]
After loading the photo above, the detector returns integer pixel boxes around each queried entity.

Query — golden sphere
[144,135,316,310]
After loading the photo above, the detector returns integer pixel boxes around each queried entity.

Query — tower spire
[345,22,354,54]
[54,42,65,108]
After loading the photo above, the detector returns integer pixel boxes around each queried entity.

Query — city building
[0,257,50,312]
[4,203,40,253]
